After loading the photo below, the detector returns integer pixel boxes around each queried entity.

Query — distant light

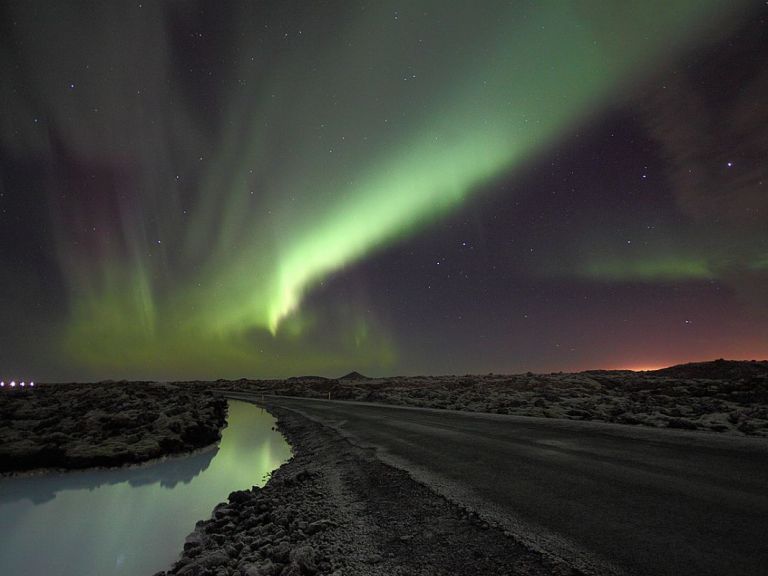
[727,161,733,167]
[30,382,35,387]
[10,381,16,388]
[20,382,25,387]
[0,382,4,387]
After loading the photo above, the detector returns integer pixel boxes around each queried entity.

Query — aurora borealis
[1,1,766,380]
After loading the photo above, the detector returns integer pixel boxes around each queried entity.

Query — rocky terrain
[0,381,226,474]
[158,403,580,576]
[1,361,764,574]
[220,360,768,437]
[4,359,762,477]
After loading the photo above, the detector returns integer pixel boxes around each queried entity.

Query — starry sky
[1,1,766,381]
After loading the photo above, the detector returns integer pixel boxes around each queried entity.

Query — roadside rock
[0,382,227,474]
[220,360,768,437]
[157,402,582,576]
[289,545,317,574]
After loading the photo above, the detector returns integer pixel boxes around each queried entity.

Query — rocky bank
[157,402,581,576]
[0,381,226,474]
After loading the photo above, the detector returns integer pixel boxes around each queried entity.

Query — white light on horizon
[1,379,35,390]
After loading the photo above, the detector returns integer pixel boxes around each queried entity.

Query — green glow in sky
[581,257,714,282]
[8,1,746,378]
[247,1,740,333]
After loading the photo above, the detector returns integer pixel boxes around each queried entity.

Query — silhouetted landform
[650,359,768,380]
[339,371,369,380]
[158,405,571,576]
[0,382,226,474]
[222,360,768,436]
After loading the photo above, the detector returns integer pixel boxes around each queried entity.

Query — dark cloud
[642,21,768,230]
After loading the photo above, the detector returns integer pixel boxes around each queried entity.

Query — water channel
[0,400,291,576]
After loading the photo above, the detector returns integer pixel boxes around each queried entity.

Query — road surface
[226,393,768,576]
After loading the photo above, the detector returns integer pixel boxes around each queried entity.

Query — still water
[0,400,291,576]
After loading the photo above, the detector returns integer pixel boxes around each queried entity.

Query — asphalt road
[227,393,768,576]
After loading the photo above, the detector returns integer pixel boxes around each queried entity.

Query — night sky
[1,1,766,381]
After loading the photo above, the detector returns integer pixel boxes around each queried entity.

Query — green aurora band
[581,257,714,283]
[12,1,748,377]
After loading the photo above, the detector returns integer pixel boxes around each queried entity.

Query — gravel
[156,402,581,576]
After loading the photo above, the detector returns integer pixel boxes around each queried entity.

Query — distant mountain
[286,375,329,382]
[339,371,369,380]
[650,359,768,380]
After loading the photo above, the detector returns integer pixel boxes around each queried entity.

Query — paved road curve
[228,394,768,576]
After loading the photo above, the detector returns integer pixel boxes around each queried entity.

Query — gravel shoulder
[158,401,581,576]
[250,395,768,576]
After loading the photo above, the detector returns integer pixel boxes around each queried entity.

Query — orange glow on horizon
[619,364,668,372]
[604,354,768,373]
